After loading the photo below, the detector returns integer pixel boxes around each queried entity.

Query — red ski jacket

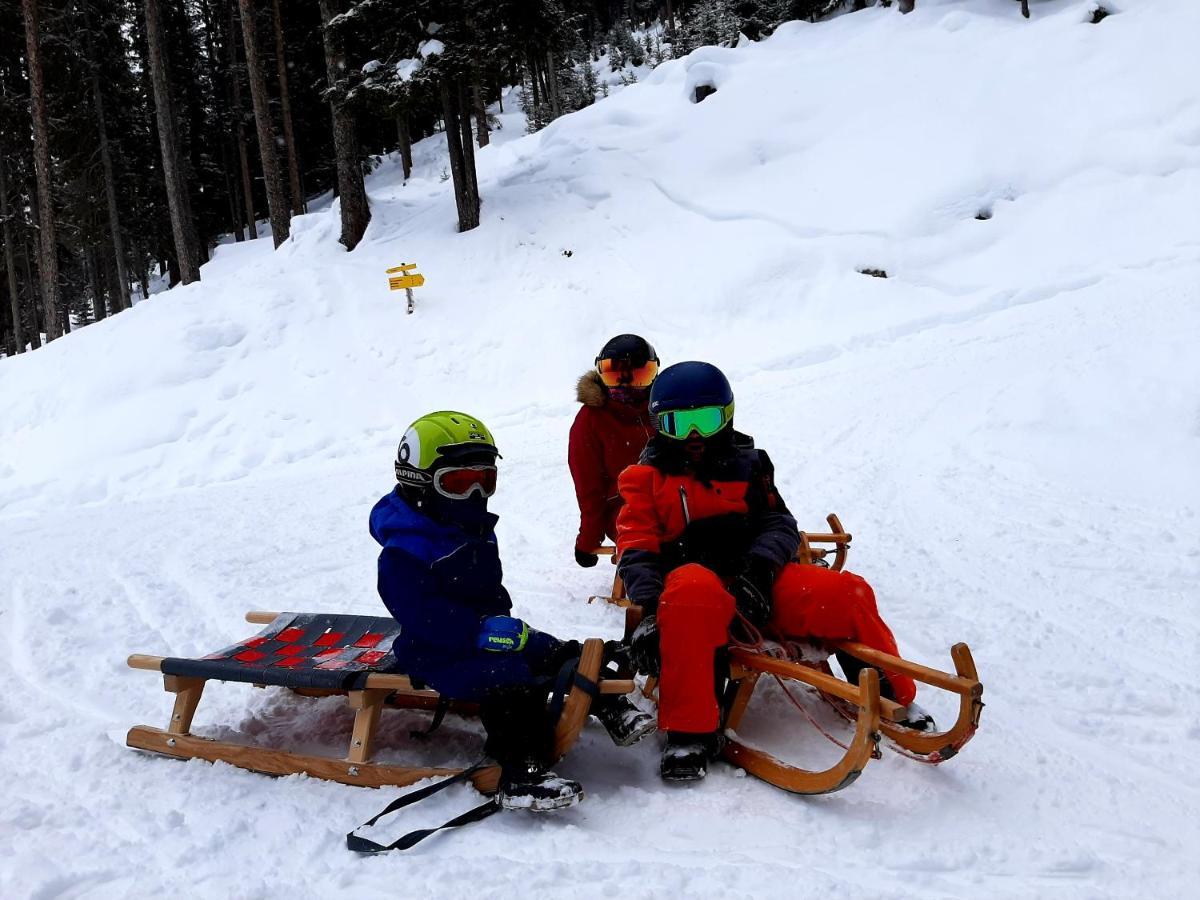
[568,371,656,552]
[616,432,800,611]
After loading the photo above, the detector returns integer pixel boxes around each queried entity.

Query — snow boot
[660,731,722,782]
[497,757,584,812]
[897,700,936,733]
[593,695,657,747]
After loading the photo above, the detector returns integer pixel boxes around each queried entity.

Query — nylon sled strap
[545,656,600,724]
[346,758,499,854]
[409,696,451,740]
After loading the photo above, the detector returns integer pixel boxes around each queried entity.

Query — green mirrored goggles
[655,403,734,440]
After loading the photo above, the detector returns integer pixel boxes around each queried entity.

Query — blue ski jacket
[369,489,562,699]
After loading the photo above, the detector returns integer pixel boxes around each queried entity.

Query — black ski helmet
[649,361,734,416]
[595,334,658,368]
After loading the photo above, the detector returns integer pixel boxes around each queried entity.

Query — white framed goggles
[432,465,498,500]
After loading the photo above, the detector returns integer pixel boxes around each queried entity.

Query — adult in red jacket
[616,361,932,781]
[568,334,658,567]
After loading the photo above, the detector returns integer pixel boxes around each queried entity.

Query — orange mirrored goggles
[596,358,659,388]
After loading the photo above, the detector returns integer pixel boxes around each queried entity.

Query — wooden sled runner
[590,514,984,793]
[127,611,633,792]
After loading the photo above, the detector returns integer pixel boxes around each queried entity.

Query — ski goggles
[596,357,659,388]
[655,403,734,440]
[433,465,498,499]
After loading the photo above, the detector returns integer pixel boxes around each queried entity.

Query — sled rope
[727,612,851,752]
[346,757,499,854]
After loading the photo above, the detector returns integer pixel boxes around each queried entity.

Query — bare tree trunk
[472,70,489,148]
[227,3,258,239]
[86,245,105,321]
[666,0,676,34]
[440,75,479,233]
[143,0,201,283]
[237,0,290,247]
[21,228,41,348]
[396,114,412,181]
[527,57,540,111]
[546,50,562,119]
[90,68,130,312]
[319,0,370,249]
[458,76,480,208]
[271,0,304,215]
[0,152,23,353]
[197,0,243,243]
[21,0,63,338]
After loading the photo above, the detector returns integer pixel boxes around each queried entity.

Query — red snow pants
[656,562,917,733]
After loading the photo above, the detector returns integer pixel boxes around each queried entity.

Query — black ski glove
[628,616,661,677]
[574,548,599,568]
[729,557,776,627]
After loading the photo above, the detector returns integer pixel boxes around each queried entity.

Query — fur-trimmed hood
[576,370,607,407]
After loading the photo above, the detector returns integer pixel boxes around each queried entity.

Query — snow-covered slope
[2,1,1198,896]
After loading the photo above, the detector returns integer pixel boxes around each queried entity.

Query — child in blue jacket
[371,411,653,810]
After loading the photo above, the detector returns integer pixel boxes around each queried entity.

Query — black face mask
[400,485,493,534]
[653,427,735,483]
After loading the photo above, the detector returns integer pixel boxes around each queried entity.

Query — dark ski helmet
[595,334,659,390]
[649,361,735,440]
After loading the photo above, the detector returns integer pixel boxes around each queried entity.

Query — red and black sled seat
[127,611,633,791]
[158,611,403,690]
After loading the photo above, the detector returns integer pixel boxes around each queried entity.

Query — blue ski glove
[478,616,530,653]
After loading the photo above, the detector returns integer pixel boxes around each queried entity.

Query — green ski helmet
[394,411,500,496]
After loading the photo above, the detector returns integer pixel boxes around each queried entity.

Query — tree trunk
[237,0,290,247]
[143,0,201,283]
[90,67,130,312]
[21,0,63,339]
[666,0,676,35]
[458,76,480,210]
[472,70,489,148]
[440,76,479,233]
[396,114,413,181]
[319,0,370,249]
[227,3,258,239]
[0,152,23,353]
[546,50,562,120]
[86,245,106,321]
[21,228,41,348]
[527,54,540,110]
[271,0,304,215]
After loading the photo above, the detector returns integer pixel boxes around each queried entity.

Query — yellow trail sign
[389,273,425,291]
[386,263,419,274]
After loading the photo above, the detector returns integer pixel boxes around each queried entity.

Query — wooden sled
[594,513,983,792]
[126,611,633,792]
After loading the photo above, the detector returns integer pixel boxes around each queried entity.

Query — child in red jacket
[616,361,934,781]
[568,334,659,567]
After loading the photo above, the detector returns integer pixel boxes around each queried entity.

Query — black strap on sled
[409,696,451,740]
[546,655,599,725]
[346,758,499,854]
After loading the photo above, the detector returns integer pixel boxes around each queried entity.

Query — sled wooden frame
[126,611,634,792]
[723,650,882,794]
[587,513,853,607]
[826,639,983,761]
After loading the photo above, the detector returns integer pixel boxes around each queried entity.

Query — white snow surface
[2,1,1199,896]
